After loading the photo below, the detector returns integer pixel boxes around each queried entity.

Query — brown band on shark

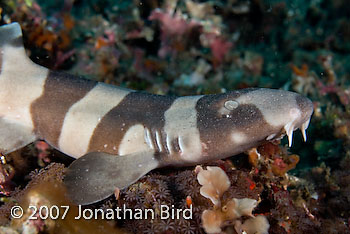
[30,70,97,146]
[196,94,273,158]
[88,92,177,154]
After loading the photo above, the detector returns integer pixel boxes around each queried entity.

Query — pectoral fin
[64,151,159,205]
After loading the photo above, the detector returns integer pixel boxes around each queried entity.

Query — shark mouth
[284,118,311,147]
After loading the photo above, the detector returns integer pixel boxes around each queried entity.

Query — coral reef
[0,0,349,233]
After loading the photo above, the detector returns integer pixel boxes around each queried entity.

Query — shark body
[0,23,313,205]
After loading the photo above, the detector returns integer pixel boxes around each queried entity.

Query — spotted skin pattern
[0,23,314,204]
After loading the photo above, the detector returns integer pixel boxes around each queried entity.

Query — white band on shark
[164,96,203,162]
[58,83,130,157]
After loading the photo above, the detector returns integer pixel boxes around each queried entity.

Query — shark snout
[296,95,314,122]
[284,94,314,147]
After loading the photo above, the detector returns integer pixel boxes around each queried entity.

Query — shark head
[196,88,314,160]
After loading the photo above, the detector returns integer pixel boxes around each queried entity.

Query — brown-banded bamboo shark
[0,22,314,205]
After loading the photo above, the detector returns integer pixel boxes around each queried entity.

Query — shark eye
[224,100,239,111]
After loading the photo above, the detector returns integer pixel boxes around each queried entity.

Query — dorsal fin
[0,23,48,154]
[0,22,23,48]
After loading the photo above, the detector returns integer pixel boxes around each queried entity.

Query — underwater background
[0,0,349,233]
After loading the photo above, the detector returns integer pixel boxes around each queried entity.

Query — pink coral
[197,166,230,206]
[35,141,51,164]
[149,9,198,37]
[197,166,265,234]
[200,33,233,67]
[201,210,223,233]
[228,198,257,218]
[209,36,232,66]
[149,9,199,57]
[201,197,259,233]
[240,215,270,234]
